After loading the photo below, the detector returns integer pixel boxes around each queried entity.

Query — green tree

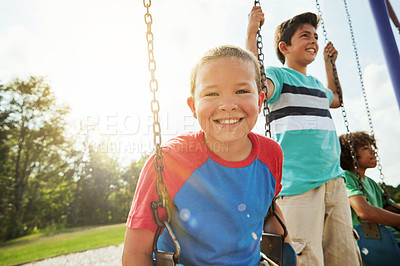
[385,184,400,203]
[110,153,149,223]
[0,77,70,239]
[77,144,121,225]
[0,83,14,240]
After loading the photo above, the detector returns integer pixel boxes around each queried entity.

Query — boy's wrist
[246,34,257,42]
[246,28,258,38]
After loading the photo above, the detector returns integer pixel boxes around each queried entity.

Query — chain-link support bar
[314,0,365,196]
[254,0,271,138]
[143,0,181,263]
[342,0,388,200]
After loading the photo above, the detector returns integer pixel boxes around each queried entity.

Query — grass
[0,223,126,266]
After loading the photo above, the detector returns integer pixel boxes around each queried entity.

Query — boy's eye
[205,92,218,96]
[236,89,249,94]
[362,145,372,151]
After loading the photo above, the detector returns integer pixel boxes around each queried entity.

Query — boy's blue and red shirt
[126,130,282,265]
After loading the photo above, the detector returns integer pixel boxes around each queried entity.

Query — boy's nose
[310,36,318,44]
[219,100,238,111]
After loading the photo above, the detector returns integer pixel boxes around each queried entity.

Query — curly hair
[339,131,376,171]
[274,12,320,65]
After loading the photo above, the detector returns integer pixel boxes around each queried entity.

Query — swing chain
[144,0,170,225]
[315,0,366,196]
[144,2,181,263]
[342,0,387,196]
[315,0,329,44]
[254,0,271,138]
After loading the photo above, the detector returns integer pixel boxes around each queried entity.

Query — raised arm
[122,228,155,266]
[324,42,342,108]
[246,6,275,99]
[246,6,264,57]
[349,194,400,227]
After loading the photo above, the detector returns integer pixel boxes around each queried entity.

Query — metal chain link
[315,0,329,44]
[144,0,170,224]
[342,0,387,198]
[144,1,181,263]
[314,0,365,195]
[254,0,271,138]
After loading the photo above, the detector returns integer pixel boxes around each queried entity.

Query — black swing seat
[261,198,297,266]
[355,222,400,266]
[261,233,297,266]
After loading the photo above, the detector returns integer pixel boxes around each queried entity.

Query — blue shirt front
[148,131,283,265]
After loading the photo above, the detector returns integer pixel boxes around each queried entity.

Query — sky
[0,0,399,186]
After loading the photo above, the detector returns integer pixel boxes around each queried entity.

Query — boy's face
[283,23,319,66]
[356,144,377,169]
[187,58,264,146]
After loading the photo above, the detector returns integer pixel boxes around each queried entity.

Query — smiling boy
[247,6,361,265]
[122,45,294,265]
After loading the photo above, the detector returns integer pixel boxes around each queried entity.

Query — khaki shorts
[276,178,361,266]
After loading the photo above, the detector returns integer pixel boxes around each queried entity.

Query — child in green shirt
[339,131,400,243]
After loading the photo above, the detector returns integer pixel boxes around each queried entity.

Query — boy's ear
[278,41,289,55]
[187,97,197,119]
[258,92,265,113]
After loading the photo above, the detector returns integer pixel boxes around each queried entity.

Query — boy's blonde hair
[190,45,261,97]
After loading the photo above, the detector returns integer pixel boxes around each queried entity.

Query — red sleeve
[254,134,283,197]
[126,153,165,233]
[272,143,283,197]
[265,139,283,197]
[125,132,208,232]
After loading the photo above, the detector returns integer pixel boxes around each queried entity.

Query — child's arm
[324,42,342,109]
[384,202,400,214]
[246,6,275,100]
[122,228,155,266]
[246,6,264,58]
[349,195,400,227]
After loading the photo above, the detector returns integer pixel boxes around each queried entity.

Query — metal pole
[368,0,400,111]
[386,0,400,33]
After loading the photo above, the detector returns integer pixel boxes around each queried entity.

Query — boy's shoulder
[163,131,202,151]
[161,131,209,171]
[250,132,281,148]
[250,132,283,162]
[267,66,320,82]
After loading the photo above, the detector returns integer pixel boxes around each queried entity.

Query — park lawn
[0,223,126,266]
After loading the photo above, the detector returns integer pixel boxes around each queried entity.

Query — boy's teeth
[219,119,239,125]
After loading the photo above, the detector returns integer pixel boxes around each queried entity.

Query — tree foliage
[385,184,400,203]
[0,77,144,241]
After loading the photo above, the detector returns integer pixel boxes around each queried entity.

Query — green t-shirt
[344,170,399,242]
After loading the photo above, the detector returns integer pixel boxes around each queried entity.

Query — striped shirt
[266,66,344,196]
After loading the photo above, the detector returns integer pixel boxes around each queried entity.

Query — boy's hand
[324,41,342,108]
[247,6,265,37]
[324,42,338,63]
